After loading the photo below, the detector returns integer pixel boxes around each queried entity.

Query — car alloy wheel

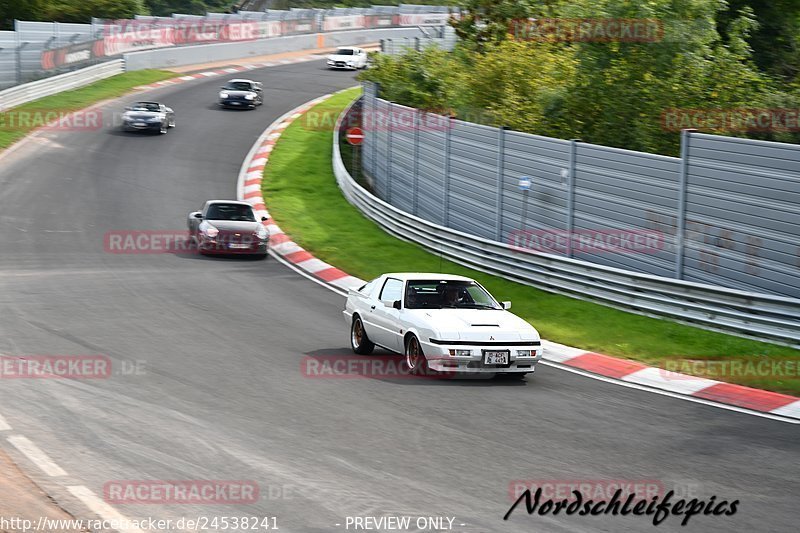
[405,335,428,375]
[351,316,374,355]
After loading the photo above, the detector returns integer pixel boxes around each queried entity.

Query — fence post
[443,116,453,227]
[386,101,393,203]
[564,139,580,257]
[495,126,507,242]
[412,109,420,215]
[674,129,695,279]
[371,83,379,178]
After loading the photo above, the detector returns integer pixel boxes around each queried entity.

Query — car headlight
[244,94,255,100]
[516,350,535,358]
[255,225,268,239]
[448,349,472,357]
[219,91,229,99]
[202,225,219,238]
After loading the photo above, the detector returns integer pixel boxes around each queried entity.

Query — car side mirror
[392,300,402,310]
[502,301,512,310]
[193,213,203,219]
[261,216,268,222]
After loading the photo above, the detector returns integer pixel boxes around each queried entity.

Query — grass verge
[263,87,800,395]
[0,70,175,151]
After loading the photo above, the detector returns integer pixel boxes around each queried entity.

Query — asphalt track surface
[0,60,797,533]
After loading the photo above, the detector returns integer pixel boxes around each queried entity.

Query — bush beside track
[0,70,175,151]
[261,88,800,396]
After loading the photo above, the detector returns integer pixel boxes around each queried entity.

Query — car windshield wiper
[458,304,498,309]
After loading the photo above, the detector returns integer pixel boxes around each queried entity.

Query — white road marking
[771,400,800,419]
[0,413,11,431]
[7,435,68,476]
[622,367,720,395]
[67,485,146,533]
[539,360,800,424]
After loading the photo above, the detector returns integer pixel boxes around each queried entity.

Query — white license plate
[228,243,250,249]
[134,122,146,127]
[484,350,509,365]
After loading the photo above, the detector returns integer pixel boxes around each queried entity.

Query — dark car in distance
[188,200,270,258]
[218,79,264,109]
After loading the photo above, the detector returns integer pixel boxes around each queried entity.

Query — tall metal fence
[380,25,457,55]
[360,82,800,300]
[0,5,455,90]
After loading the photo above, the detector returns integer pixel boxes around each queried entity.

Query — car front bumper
[123,121,163,131]
[327,61,358,70]
[419,340,543,374]
[197,237,268,255]
[219,99,256,108]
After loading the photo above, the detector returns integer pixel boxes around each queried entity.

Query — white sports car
[343,273,543,378]
[326,47,368,70]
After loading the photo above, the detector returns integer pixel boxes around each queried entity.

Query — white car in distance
[343,273,543,378]
[326,47,368,70]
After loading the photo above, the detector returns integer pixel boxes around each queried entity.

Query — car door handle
[370,305,376,310]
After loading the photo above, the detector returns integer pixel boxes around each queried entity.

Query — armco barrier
[0,60,123,112]
[123,28,426,70]
[333,99,800,347]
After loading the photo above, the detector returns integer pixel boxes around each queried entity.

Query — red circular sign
[345,127,364,146]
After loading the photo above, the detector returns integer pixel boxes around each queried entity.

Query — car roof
[381,273,475,282]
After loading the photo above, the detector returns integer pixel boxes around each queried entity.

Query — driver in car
[442,285,465,306]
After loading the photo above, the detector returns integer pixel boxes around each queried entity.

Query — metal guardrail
[333,99,800,347]
[0,59,123,111]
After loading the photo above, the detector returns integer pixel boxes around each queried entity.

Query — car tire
[404,334,429,375]
[169,117,176,128]
[159,122,167,134]
[351,315,375,355]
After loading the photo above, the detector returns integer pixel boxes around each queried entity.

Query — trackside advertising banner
[322,16,366,32]
[280,18,316,35]
[100,20,283,56]
[41,39,105,70]
[399,14,452,26]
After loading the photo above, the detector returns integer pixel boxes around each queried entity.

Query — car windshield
[223,82,253,91]
[205,204,256,222]
[405,280,501,309]
[127,103,159,112]
[335,48,355,56]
